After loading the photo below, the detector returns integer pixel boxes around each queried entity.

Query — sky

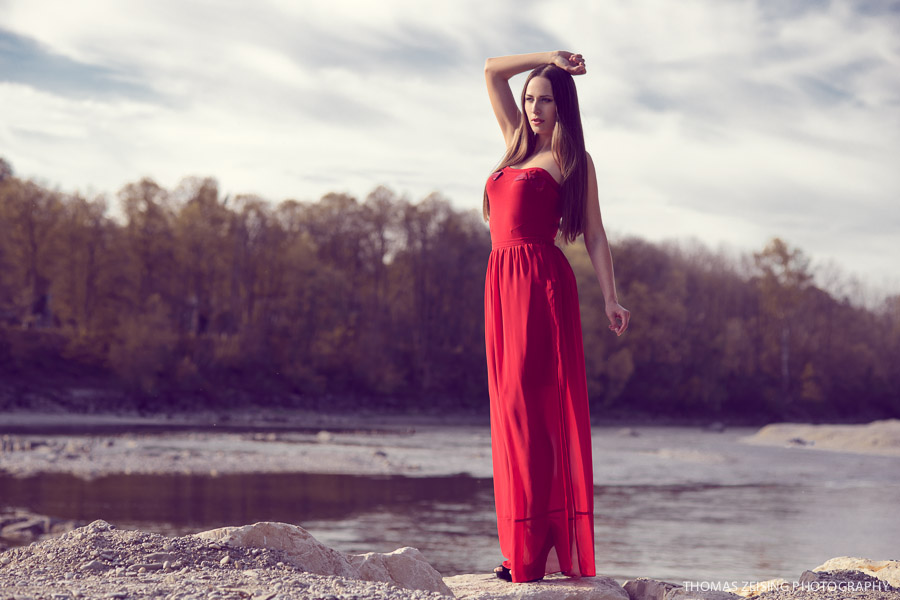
[1,0,898,300]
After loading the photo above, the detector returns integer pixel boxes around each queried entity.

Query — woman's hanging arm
[582,152,630,336]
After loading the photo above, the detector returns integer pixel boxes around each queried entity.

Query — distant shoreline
[4,370,897,432]
[1,400,890,436]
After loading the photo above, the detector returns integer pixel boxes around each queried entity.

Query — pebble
[80,560,107,571]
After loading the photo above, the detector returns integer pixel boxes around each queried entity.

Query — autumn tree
[752,238,813,413]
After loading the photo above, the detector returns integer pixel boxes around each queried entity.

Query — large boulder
[813,556,900,588]
[349,546,453,596]
[445,572,628,600]
[193,522,357,578]
[194,521,452,595]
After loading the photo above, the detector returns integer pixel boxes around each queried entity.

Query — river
[1,424,898,584]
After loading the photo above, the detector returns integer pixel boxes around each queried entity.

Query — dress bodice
[485,167,561,248]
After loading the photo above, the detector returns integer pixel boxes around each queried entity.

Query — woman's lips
[532,118,544,125]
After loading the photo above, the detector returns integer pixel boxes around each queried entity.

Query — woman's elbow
[582,230,596,252]
[583,225,606,251]
[485,57,499,74]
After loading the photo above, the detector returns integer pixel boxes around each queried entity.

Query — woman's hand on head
[552,51,586,75]
[606,301,630,337]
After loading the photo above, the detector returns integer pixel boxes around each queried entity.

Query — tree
[0,180,65,326]
[752,238,813,413]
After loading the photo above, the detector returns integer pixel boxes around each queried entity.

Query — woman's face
[524,76,556,136]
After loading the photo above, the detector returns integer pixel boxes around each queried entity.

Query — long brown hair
[482,64,587,244]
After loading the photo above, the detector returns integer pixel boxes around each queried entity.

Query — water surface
[1,425,898,584]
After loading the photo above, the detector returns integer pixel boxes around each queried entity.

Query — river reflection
[0,471,488,532]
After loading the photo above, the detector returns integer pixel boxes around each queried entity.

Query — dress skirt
[484,232,596,583]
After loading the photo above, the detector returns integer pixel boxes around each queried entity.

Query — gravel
[0,519,453,600]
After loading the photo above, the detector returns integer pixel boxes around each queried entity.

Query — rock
[798,570,818,584]
[348,546,452,596]
[2,516,51,539]
[127,562,163,571]
[732,578,788,597]
[193,522,357,578]
[665,588,742,600]
[79,559,109,572]
[623,578,745,600]
[813,556,900,588]
[623,577,681,600]
[145,552,174,563]
[445,572,628,600]
[0,511,82,546]
[86,519,114,533]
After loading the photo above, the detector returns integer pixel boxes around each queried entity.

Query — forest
[0,157,898,422]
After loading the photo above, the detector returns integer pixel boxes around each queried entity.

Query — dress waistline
[491,237,557,250]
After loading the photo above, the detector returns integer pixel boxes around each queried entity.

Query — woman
[482,50,630,583]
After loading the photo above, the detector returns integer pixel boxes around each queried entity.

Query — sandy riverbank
[0,410,495,480]
[2,412,899,483]
[740,419,900,457]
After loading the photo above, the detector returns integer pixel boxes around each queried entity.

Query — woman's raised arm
[484,51,586,148]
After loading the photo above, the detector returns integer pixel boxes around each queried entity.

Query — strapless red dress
[483,166,596,582]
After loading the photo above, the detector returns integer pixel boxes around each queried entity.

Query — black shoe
[494,564,545,583]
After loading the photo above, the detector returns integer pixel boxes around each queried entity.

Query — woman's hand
[606,301,630,336]
[552,51,586,75]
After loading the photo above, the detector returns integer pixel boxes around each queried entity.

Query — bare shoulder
[585,151,597,180]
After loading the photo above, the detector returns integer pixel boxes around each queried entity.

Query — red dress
[483,166,596,582]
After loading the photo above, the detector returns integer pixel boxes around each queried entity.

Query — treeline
[0,159,898,420]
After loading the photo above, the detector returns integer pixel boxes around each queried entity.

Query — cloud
[0,28,156,100]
